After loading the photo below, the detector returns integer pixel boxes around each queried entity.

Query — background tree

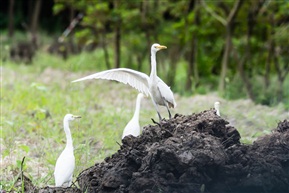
[8,0,14,37]
[2,0,289,106]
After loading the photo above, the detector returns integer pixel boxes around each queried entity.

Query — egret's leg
[164,101,172,119]
[151,118,161,127]
[157,111,162,121]
[150,97,162,121]
[168,108,172,119]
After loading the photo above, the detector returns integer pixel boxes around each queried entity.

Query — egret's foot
[116,141,121,147]
[151,118,161,127]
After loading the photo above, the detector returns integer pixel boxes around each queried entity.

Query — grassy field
[1,51,288,191]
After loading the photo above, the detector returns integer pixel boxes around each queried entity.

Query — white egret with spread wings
[72,43,176,121]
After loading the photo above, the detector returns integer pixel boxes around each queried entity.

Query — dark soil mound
[75,110,289,193]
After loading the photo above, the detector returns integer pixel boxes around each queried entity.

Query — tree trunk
[219,26,231,92]
[186,0,200,90]
[218,0,243,93]
[31,0,42,35]
[136,51,146,72]
[114,25,121,68]
[273,51,289,102]
[8,0,15,37]
[114,0,121,68]
[167,46,180,88]
[264,34,274,89]
[70,7,75,22]
[238,55,256,101]
[264,13,275,89]
[27,0,33,28]
[141,0,151,52]
[186,33,199,90]
[236,1,265,101]
[101,31,111,69]
[274,55,283,102]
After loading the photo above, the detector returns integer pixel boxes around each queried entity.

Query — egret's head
[151,43,167,53]
[138,93,144,99]
[64,114,81,122]
[214,101,220,109]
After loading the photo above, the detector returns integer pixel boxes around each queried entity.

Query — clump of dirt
[76,110,289,193]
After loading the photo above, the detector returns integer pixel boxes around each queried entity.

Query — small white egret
[122,93,144,139]
[72,43,176,121]
[54,114,81,187]
[214,101,220,116]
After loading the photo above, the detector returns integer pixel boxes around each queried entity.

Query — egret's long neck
[150,50,157,80]
[63,120,73,148]
[132,95,142,121]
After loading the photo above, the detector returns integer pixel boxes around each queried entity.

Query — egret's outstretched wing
[72,68,150,96]
[157,77,177,108]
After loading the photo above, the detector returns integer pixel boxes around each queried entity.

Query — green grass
[1,56,157,190]
[1,45,288,190]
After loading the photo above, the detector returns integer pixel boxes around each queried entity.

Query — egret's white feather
[54,148,75,187]
[122,118,141,139]
[157,77,176,108]
[72,68,150,97]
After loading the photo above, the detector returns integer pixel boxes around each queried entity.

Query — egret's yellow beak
[156,45,167,50]
[73,115,81,119]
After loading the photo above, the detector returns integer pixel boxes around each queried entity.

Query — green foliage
[224,75,247,100]
[48,0,289,107]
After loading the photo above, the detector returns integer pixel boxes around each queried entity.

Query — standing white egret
[122,93,144,139]
[214,101,220,116]
[72,43,176,121]
[54,114,81,187]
